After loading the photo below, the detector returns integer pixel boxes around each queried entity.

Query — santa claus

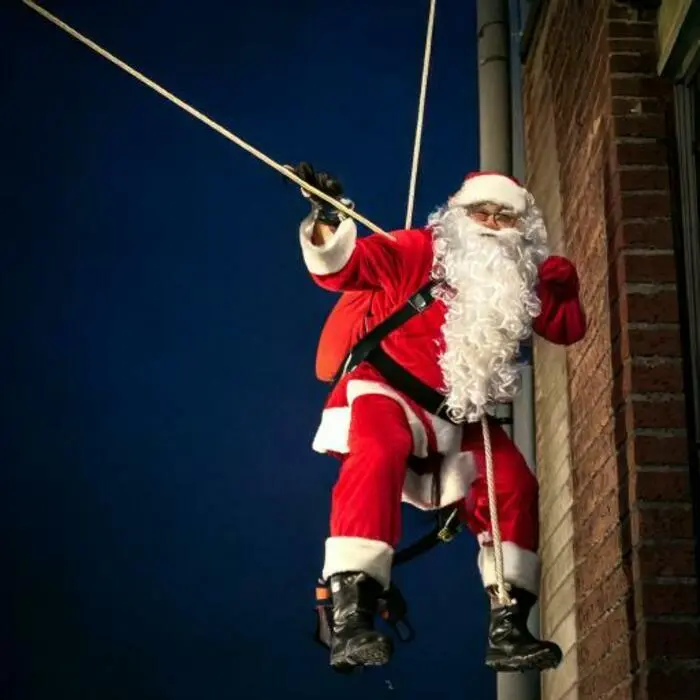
[293,163,586,673]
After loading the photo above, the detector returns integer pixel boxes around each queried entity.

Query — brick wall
[525,14,580,697]
[522,1,700,699]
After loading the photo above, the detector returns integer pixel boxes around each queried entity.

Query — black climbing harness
[332,278,447,413]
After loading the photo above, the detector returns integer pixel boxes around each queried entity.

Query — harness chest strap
[334,278,442,384]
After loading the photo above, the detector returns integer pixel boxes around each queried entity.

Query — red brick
[570,335,613,408]
[571,400,614,463]
[608,5,659,22]
[618,167,670,192]
[609,37,658,54]
[612,96,664,116]
[579,603,633,669]
[621,192,671,218]
[612,219,674,251]
[607,680,635,700]
[571,430,617,494]
[646,668,700,697]
[631,433,688,465]
[626,326,682,357]
[642,581,698,616]
[575,483,629,555]
[578,564,633,634]
[626,290,679,324]
[615,114,666,138]
[609,52,657,75]
[576,522,630,596]
[612,76,666,98]
[616,140,668,167]
[631,468,692,502]
[629,400,687,430]
[644,621,700,659]
[578,641,634,699]
[635,505,695,539]
[570,376,613,430]
[608,21,656,40]
[625,360,684,393]
[637,541,697,578]
[617,251,677,283]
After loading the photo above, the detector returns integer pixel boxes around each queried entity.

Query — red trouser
[323,394,541,593]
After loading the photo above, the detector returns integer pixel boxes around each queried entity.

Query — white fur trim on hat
[449,173,528,214]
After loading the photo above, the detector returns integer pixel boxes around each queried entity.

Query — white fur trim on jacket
[449,174,527,214]
[478,542,541,595]
[299,213,357,275]
[322,536,394,590]
[311,379,477,510]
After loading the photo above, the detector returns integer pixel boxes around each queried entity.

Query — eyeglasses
[466,206,520,229]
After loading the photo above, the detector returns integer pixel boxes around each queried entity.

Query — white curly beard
[428,205,550,423]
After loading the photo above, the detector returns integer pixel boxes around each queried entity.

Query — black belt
[365,345,456,424]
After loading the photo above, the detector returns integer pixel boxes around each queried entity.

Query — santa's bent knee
[348,411,413,470]
[350,431,412,466]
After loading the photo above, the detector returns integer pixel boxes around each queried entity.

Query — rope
[481,414,509,605]
[22,0,393,240]
[404,0,436,230]
[403,0,509,606]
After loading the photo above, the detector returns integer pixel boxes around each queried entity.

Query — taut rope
[404,0,508,605]
[404,0,436,230]
[21,0,393,239]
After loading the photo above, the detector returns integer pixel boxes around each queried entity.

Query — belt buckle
[409,294,427,312]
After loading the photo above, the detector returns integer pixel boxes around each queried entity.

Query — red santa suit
[299,172,586,598]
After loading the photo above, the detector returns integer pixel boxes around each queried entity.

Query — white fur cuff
[322,536,394,590]
[449,174,527,214]
[299,214,357,275]
[478,542,541,595]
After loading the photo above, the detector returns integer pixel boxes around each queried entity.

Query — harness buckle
[435,396,448,417]
[409,293,429,312]
[437,508,461,543]
[437,526,455,543]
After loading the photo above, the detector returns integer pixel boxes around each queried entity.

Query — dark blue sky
[4,1,490,697]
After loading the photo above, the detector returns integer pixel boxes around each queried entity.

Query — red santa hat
[448,171,529,214]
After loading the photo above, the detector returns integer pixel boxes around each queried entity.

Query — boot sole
[486,646,563,673]
[331,638,393,672]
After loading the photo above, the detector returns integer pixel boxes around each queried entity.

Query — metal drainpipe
[477,1,540,698]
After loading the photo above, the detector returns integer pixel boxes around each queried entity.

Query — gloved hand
[285,162,355,226]
[537,255,580,301]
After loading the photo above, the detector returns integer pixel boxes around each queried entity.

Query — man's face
[465,202,520,234]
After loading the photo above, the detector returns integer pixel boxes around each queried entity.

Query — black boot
[485,585,562,672]
[328,572,393,672]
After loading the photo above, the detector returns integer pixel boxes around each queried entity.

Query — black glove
[285,162,355,226]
